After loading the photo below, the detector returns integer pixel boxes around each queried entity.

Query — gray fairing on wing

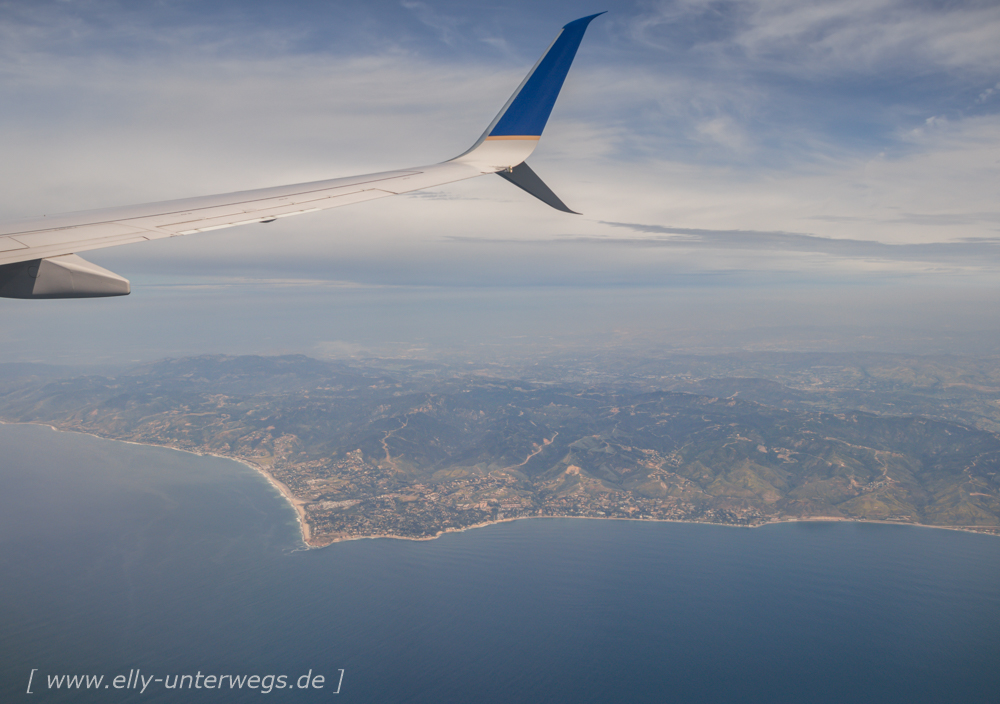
[0,254,130,299]
[496,162,579,214]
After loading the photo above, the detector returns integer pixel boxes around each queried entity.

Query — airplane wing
[0,13,604,299]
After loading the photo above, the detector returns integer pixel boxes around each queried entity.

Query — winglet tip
[452,12,603,162]
[563,12,607,30]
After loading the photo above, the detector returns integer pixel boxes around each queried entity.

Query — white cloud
[695,115,751,151]
[977,82,1000,103]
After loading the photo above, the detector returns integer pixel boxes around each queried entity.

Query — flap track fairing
[0,254,130,299]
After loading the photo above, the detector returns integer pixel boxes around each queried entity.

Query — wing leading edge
[0,13,603,300]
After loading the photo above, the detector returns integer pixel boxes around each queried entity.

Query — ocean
[1,422,998,703]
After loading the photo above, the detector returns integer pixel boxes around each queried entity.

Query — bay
[1,422,998,703]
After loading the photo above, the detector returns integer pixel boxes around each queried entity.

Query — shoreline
[310,512,1000,548]
[3,420,997,547]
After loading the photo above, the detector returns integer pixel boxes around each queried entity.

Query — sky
[2,0,1000,364]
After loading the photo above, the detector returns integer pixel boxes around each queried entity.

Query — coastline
[311,512,1000,548]
[0,419,315,548]
[3,420,997,547]
[218,455,313,547]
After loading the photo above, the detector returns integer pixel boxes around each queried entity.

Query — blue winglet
[485,12,605,139]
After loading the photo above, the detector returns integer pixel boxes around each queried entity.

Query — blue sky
[2,0,1000,363]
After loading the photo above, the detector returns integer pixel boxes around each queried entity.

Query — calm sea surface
[1,422,998,703]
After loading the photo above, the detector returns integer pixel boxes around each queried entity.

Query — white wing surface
[0,13,603,299]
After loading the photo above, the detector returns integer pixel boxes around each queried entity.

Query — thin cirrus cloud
[2,1,997,235]
[441,221,1000,275]
[596,222,1000,263]
[627,0,1000,73]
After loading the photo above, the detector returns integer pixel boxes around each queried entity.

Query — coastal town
[294,464,768,545]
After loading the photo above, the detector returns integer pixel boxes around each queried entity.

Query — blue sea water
[1,422,999,703]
